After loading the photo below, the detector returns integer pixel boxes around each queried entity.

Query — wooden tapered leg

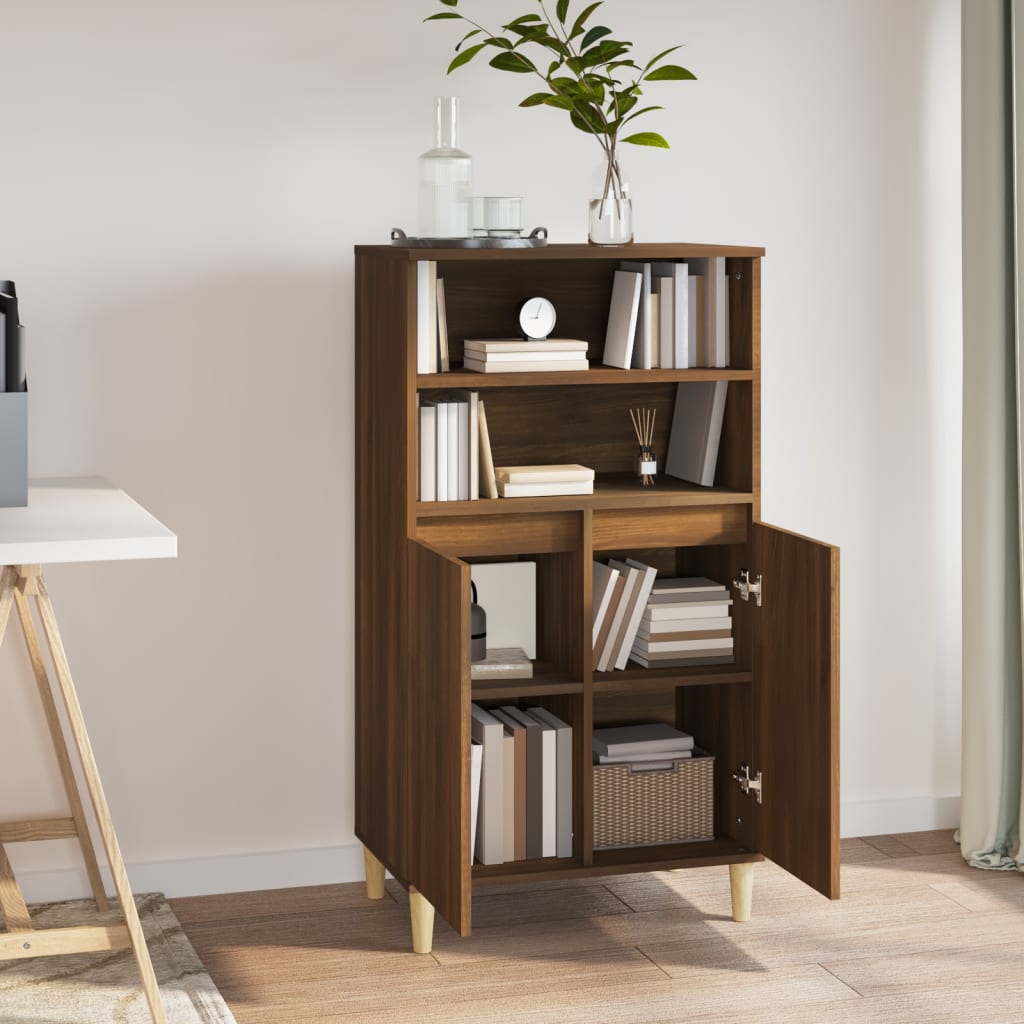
[29,573,167,1024]
[729,862,754,922]
[363,847,386,900]
[409,887,435,955]
[0,844,32,933]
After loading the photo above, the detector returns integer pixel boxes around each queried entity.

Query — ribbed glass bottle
[417,97,472,239]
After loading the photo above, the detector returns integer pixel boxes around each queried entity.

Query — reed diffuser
[630,408,657,486]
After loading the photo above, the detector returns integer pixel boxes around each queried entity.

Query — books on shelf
[665,380,728,487]
[619,261,654,370]
[463,338,589,374]
[418,390,480,502]
[470,704,505,865]
[602,269,641,369]
[684,257,729,367]
[478,398,498,498]
[437,277,450,372]
[416,261,438,374]
[529,706,573,858]
[651,261,690,369]
[631,576,734,668]
[493,463,595,498]
[592,561,620,647]
[593,722,695,758]
[489,709,528,861]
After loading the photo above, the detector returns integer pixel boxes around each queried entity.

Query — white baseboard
[840,795,961,838]
[16,795,963,903]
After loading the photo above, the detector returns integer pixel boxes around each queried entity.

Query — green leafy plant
[425,0,695,213]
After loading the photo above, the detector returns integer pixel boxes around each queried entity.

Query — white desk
[0,478,176,1024]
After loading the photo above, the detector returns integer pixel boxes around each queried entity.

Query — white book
[463,356,589,373]
[602,270,641,369]
[642,602,733,623]
[528,707,573,858]
[646,589,732,604]
[495,464,595,484]
[592,561,619,647]
[478,398,499,498]
[653,276,674,369]
[469,349,590,363]
[419,400,437,502]
[633,637,734,653]
[712,256,729,367]
[456,398,469,500]
[649,291,661,368]
[416,261,438,374]
[651,261,689,369]
[596,561,639,671]
[470,740,483,864]
[631,653,735,668]
[452,390,478,501]
[593,723,695,758]
[620,261,653,369]
[470,704,505,865]
[529,713,557,857]
[447,398,460,499]
[501,729,515,862]
[638,616,733,638]
[612,558,659,670]
[652,576,728,594]
[497,480,594,497]
[435,402,449,501]
[665,380,728,487]
[436,276,450,372]
[464,338,589,354]
[500,705,544,858]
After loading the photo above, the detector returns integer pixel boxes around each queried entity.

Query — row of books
[593,722,696,770]
[463,338,588,374]
[416,262,450,374]
[496,463,594,498]
[471,704,573,865]
[417,390,481,502]
[631,578,734,669]
[603,259,729,371]
[592,563,734,672]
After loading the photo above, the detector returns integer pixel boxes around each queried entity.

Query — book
[497,480,594,498]
[528,707,573,858]
[466,349,590,363]
[596,561,639,671]
[602,269,641,369]
[490,709,527,861]
[688,274,703,368]
[469,646,534,680]
[463,356,588,373]
[447,398,459,499]
[620,261,653,369]
[452,389,479,501]
[592,561,620,647]
[592,723,695,758]
[435,401,449,501]
[712,256,729,367]
[470,704,505,865]
[500,727,515,862]
[436,276,450,372]
[651,261,689,369]
[607,558,658,670]
[633,637,734,654]
[630,653,735,668]
[593,568,625,660]
[416,261,438,374]
[418,400,437,502]
[464,338,589,354]
[649,291,661,369]
[471,562,537,658]
[478,398,499,498]
[531,713,557,858]
[652,576,729,594]
[596,749,692,764]
[642,604,733,624]
[499,706,544,859]
[470,740,483,864]
[653,276,674,369]
[665,380,728,487]
[632,643,734,660]
[494,465,595,485]
[636,626,732,642]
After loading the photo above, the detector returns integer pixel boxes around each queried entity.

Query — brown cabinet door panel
[406,540,472,934]
[753,522,839,899]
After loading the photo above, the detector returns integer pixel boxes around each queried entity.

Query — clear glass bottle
[418,97,472,239]
[589,150,633,246]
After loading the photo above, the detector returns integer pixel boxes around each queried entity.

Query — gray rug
[0,893,236,1023]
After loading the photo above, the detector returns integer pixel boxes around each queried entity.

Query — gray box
[0,391,27,507]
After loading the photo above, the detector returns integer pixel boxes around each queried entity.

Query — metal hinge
[732,568,763,607]
[732,763,763,804]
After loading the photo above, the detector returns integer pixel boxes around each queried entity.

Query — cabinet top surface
[354,242,765,261]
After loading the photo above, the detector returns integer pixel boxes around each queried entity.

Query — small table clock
[519,296,557,340]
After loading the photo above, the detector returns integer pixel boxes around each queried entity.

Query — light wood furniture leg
[729,862,754,922]
[0,565,167,1024]
[409,887,435,955]
[363,847,386,900]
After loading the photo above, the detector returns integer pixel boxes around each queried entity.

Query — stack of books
[494,464,594,498]
[463,338,589,373]
[418,390,479,502]
[470,703,573,865]
[593,722,695,770]
[631,577,734,668]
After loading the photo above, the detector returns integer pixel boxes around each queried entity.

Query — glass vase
[588,150,633,246]
[418,97,473,239]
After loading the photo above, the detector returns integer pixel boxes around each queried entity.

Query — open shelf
[592,667,753,693]
[419,365,756,389]
[472,674,584,700]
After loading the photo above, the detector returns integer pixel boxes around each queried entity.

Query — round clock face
[519,296,557,340]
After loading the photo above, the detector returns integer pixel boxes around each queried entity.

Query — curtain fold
[960,0,1024,871]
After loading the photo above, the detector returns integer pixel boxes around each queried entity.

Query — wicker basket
[592,749,714,849]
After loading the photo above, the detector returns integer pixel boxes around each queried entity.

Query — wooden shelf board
[592,668,754,693]
[357,242,766,262]
[471,662,583,700]
[417,478,753,519]
[419,365,755,389]
[471,838,762,886]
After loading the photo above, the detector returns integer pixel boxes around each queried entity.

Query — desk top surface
[0,478,177,565]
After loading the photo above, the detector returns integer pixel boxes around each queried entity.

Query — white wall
[0,0,961,900]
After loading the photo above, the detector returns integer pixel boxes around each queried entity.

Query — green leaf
[644,64,696,81]
[425,11,462,19]
[543,94,575,110]
[569,1,602,38]
[483,35,513,49]
[504,13,542,26]
[447,42,487,73]
[456,28,481,49]
[622,131,670,147]
[571,100,607,134]
[439,0,458,5]
[489,51,536,73]
[581,25,612,49]
[643,45,680,70]
[621,104,663,122]
[520,92,551,107]
[556,0,571,22]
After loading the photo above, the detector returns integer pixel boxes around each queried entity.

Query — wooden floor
[171,831,1024,1024]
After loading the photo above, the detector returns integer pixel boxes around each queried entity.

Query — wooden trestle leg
[0,565,167,1024]
[729,862,754,922]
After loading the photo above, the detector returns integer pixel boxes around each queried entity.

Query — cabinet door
[407,539,473,934]
[753,522,840,898]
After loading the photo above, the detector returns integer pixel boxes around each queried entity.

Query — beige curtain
[960,0,1024,870]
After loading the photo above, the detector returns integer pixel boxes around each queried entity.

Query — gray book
[470,704,504,865]
[528,707,573,858]
[665,380,728,487]
[499,705,545,859]
[593,723,695,758]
